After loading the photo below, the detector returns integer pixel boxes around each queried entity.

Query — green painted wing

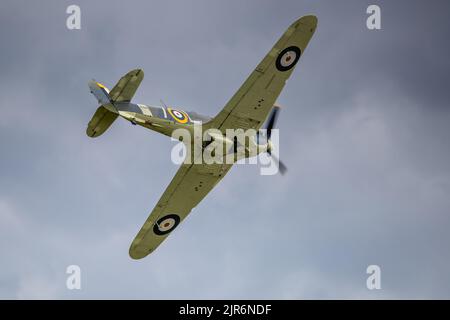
[207,15,317,132]
[129,163,233,259]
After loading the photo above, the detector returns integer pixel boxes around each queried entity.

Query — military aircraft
[87,15,317,259]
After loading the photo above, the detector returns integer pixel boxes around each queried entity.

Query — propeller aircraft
[86,15,317,259]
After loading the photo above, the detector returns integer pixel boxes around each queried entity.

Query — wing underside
[129,162,233,259]
[207,15,317,133]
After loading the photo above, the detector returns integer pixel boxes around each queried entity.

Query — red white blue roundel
[275,46,301,72]
[153,214,181,235]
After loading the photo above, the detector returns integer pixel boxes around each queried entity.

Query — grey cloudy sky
[1,0,450,299]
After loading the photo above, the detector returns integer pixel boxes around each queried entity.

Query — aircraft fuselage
[113,102,211,137]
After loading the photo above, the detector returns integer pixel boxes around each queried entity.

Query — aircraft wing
[207,15,317,132]
[129,162,233,259]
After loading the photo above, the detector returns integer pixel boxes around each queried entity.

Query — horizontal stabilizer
[86,106,118,138]
[109,69,144,102]
[86,69,144,138]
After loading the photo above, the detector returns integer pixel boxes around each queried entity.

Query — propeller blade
[266,106,280,140]
[278,160,287,175]
[265,106,286,175]
[270,153,287,175]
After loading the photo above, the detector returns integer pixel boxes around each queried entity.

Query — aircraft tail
[86,69,144,138]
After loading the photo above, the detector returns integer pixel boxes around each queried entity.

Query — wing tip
[129,243,151,260]
[291,15,318,30]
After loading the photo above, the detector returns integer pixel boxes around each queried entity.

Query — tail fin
[88,80,112,105]
[86,69,144,138]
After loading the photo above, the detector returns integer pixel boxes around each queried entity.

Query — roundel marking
[153,214,181,235]
[167,107,190,124]
[275,46,301,72]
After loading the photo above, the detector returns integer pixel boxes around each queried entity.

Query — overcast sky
[1,0,450,299]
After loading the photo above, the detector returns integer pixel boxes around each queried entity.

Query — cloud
[1,0,450,299]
